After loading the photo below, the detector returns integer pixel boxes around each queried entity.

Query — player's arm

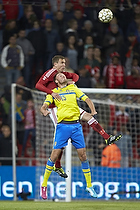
[85,98,97,116]
[63,72,79,84]
[35,77,53,94]
[74,85,97,116]
[35,74,61,101]
[40,95,53,116]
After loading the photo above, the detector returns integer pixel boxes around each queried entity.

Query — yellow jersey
[44,84,88,123]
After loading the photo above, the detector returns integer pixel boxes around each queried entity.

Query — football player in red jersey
[35,55,122,178]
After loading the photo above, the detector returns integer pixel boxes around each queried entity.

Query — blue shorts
[53,122,85,149]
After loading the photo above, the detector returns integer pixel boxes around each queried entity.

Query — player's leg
[41,121,66,199]
[77,148,97,198]
[77,148,92,188]
[71,123,97,198]
[53,149,68,178]
[79,108,122,145]
[48,107,67,178]
[41,149,61,199]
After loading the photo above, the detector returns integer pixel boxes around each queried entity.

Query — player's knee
[50,156,58,163]
[51,149,61,162]
[81,112,92,122]
[80,155,87,162]
[78,151,87,162]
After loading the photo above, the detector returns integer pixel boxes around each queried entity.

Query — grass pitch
[0,200,140,210]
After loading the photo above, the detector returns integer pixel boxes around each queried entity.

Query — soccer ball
[98,8,113,23]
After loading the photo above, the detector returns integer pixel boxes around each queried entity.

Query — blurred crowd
[0,0,140,88]
[0,0,140,166]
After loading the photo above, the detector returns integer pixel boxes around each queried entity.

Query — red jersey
[35,68,79,108]
[70,0,91,14]
[126,75,140,89]
[3,0,19,20]
[105,64,124,88]
[115,111,129,131]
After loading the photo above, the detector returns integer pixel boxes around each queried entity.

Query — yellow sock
[42,159,54,187]
[82,169,92,188]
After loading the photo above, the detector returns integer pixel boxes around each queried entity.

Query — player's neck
[58,82,67,88]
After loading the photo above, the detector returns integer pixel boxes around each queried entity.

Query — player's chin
[61,67,65,71]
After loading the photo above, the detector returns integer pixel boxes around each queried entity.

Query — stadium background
[0,0,140,201]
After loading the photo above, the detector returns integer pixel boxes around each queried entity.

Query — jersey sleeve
[35,69,57,94]
[73,85,88,101]
[44,94,54,106]
[35,75,53,94]
[35,76,53,94]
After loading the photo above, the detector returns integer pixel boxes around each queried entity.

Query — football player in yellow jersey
[43,75,97,123]
[40,72,98,199]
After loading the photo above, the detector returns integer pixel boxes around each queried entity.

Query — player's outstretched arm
[85,98,97,116]
[40,103,51,116]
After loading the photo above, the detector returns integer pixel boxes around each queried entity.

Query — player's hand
[51,92,61,101]
[40,104,50,116]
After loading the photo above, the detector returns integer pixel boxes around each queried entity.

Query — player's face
[55,73,67,84]
[55,59,66,72]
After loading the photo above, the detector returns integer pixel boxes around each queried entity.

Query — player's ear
[55,79,58,84]
[54,61,58,67]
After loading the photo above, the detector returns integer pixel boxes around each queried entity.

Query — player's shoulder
[68,84,80,91]
[42,68,57,80]
[52,87,59,93]
[68,84,77,88]
[72,83,79,89]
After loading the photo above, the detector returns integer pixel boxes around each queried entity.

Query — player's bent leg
[81,111,110,139]
[53,165,68,178]
[80,109,122,144]
[105,134,122,145]
[80,110,92,122]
